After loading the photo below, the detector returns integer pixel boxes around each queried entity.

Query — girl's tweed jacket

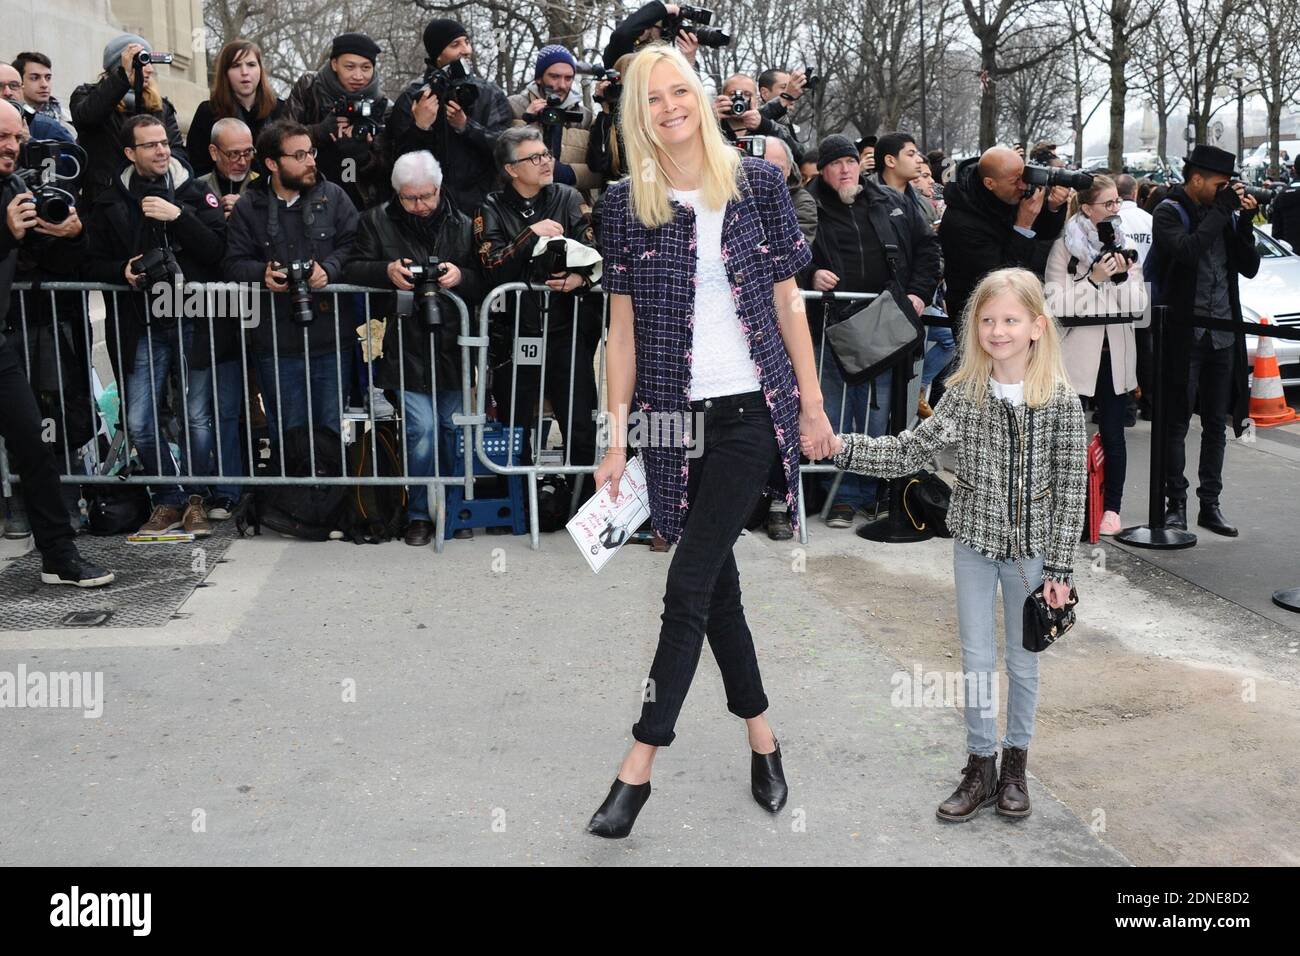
[831,380,1088,581]
[599,157,814,545]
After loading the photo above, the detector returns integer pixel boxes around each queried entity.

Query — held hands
[141,196,181,222]
[799,405,836,460]
[1043,579,1073,610]
[595,448,627,501]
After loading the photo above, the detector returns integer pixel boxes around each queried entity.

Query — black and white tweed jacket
[831,381,1088,581]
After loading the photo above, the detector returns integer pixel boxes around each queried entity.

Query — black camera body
[663,5,731,48]
[133,246,180,292]
[729,90,748,116]
[532,237,570,282]
[576,61,622,107]
[15,139,87,225]
[333,96,382,140]
[133,50,174,68]
[1021,163,1093,196]
[280,259,315,326]
[1233,181,1277,206]
[407,256,449,332]
[422,58,479,111]
[15,169,75,225]
[1095,217,1138,266]
[803,66,821,92]
[538,94,585,128]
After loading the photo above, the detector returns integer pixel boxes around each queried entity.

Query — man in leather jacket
[343,150,484,546]
[474,126,600,494]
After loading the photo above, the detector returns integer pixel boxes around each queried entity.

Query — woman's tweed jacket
[599,157,814,545]
[832,380,1088,581]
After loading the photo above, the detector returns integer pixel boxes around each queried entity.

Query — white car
[1241,225,1300,387]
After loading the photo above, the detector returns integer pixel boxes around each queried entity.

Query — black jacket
[1268,180,1300,252]
[223,177,360,357]
[70,68,188,205]
[285,72,389,212]
[474,182,597,342]
[343,198,485,392]
[803,175,941,343]
[186,97,288,178]
[384,75,513,215]
[1150,185,1261,435]
[603,2,672,67]
[84,159,227,378]
[939,155,1066,324]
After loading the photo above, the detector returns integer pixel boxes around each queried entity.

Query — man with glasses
[84,113,228,537]
[713,74,784,149]
[225,120,359,442]
[0,62,72,143]
[198,118,257,218]
[344,150,484,545]
[939,144,1070,329]
[475,126,600,502]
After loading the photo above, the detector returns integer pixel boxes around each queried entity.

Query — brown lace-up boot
[996,745,1031,818]
[936,753,998,822]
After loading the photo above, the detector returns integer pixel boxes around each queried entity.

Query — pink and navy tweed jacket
[599,157,814,545]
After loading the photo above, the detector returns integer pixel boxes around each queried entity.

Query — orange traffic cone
[1249,317,1297,427]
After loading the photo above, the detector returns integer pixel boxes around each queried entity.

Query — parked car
[1241,225,1300,386]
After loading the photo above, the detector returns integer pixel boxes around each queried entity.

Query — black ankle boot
[1164,499,1187,530]
[751,738,789,813]
[587,778,651,838]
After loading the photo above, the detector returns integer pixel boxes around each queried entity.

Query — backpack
[1144,198,1191,305]
[344,423,407,544]
[236,425,348,541]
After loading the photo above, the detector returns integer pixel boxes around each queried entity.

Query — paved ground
[1,411,1297,866]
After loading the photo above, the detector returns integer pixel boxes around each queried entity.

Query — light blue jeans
[400,388,464,522]
[921,324,956,388]
[952,540,1043,755]
[819,352,890,509]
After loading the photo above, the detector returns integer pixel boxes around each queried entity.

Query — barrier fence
[4,280,1300,581]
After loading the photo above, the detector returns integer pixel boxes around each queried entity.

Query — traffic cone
[1249,317,1297,427]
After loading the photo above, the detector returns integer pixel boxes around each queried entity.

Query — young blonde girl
[807,267,1087,822]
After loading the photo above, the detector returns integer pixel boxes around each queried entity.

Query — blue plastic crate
[452,424,525,475]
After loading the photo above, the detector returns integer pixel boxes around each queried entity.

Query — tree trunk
[979,42,998,149]
[1107,12,1129,171]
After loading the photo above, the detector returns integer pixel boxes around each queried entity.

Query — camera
[280,260,315,326]
[735,135,766,158]
[1233,181,1277,206]
[532,237,570,282]
[132,247,180,292]
[423,58,479,111]
[729,90,749,116]
[576,62,622,107]
[133,50,174,68]
[1095,217,1138,266]
[803,66,821,93]
[663,5,732,48]
[15,139,87,225]
[333,96,382,140]
[1021,163,1093,196]
[406,256,449,332]
[538,94,585,128]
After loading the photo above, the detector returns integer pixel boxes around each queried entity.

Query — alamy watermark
[0,665,103,718]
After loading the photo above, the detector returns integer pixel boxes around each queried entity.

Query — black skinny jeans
[1165,333,1233,506]
[1093,349,1128,513]
[632,389,777,747]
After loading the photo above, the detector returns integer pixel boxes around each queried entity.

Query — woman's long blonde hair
[946,267,1071,408]
[618,43,740,227]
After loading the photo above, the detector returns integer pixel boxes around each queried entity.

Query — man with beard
[508,45,598,197]
[285,33,389,211]
[224,120,359,440]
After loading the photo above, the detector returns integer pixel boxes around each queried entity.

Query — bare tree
[1076,0,1158,170]
[998,34,1072,148]
[1167,0,1242,143]
[1239,0,1300,176]
[1130,9,1188,162]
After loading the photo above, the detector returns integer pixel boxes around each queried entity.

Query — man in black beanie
[384,18,513,214]
[285,32,390,210]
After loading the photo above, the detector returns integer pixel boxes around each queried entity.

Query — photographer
[84,114,227,537]
[475,127,600,489]
[70,34,187,205]
[507,45,598,195]
[803,134,940,529]
[1149,144,1260,538]
[1046,174,1147,537]
[586,53,633,186]
[196,118,257,219]
[343,150,484,546]
[756,67,809,162]
[602,2,702,68]
[385,19,513,215]
[714,74,782,149]
[0,100,113,587]
[939,144,1070,330]
[285,33,389,211]
[224,120,359,439]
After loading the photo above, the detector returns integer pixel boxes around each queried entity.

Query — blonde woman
[810,268,1087,822]
[587,44,834,839]
[71,34,188,204]
[1046,174,1146,536]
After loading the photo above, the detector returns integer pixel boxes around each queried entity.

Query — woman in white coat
[1045,174,1147,535]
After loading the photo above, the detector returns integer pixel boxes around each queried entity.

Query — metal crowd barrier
[1,281,475,552]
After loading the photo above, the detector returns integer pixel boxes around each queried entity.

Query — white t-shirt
[1117,200,1153,267]
[990,377,1024,406]
[670,187,762,401]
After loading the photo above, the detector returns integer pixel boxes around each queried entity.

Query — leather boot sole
[995,803,1032,819]
[935,793,998,823]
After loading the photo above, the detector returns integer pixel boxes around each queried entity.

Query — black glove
[1214,182,1242,213]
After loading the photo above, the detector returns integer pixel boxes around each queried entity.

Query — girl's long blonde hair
[618,43,740,227]
[946,267,1071,408]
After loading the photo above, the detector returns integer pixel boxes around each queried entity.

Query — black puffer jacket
[285,69,389,211]
[343,197,485,392]
[384,74,513,215]
[70,68,188,205]
[938,155,1066,324]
